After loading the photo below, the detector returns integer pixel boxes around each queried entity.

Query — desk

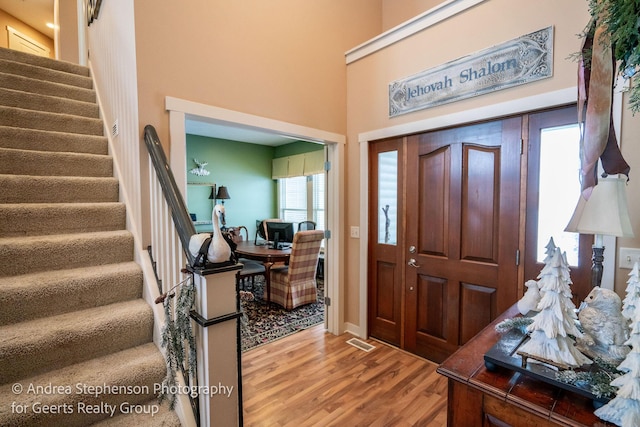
[235,242,291,303]
[437,303,614,426]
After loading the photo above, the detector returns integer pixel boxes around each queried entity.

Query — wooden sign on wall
[389,27,554,117]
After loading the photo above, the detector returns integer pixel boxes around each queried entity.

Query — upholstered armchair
[268,230,324,309]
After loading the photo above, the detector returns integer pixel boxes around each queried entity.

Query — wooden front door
[404,118,522,362]
[368,117,522,363]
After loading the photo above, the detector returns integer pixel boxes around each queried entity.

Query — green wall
[274,141,324,158]
[186,135,276,239]
[186,135,324,239]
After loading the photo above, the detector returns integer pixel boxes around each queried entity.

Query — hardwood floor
[242,324,448,426]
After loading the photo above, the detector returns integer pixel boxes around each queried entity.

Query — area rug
[240,277,324,352]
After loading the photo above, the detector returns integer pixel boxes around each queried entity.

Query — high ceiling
[0,1,310,146]
[0,0,54,38]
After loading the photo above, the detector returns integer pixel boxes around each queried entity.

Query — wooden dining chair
[268,230,324,309]
[235,225,266,290]
[237,259,266,291]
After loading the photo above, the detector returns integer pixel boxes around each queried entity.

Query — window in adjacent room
[278,173,325,230]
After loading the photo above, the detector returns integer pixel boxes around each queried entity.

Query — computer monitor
[265,221,294,249]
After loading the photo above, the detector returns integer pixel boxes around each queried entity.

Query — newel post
[189,264,243,427]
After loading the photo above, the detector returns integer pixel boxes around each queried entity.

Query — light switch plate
[619,247,640,269]
[350,226,360,238]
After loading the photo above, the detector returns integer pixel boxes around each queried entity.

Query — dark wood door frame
[367,105,594,362]
[524,105,593,305]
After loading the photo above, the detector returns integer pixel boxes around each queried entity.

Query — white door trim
[166,96,345,335]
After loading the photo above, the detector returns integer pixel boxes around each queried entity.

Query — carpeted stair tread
[0,72,96,103]
[0,202,126,237]
[0,57,93,89]
[0,343,167,427]
[0,48,178,426]
[0,105,103,135]
[0,230,133,277]
[0,46,89,77]
[0,174,119,203]
[0,126,108,155]
[0,147,113,177]
[0,299,154,384]
[0,87,99,118]
[0,262,142,325]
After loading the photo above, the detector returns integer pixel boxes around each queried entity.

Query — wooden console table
[437,304,614,427]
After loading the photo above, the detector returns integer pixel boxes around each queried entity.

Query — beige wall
[79,0,640,334]
[617,95,640,294]
[346,0,640,328]
[0,9,54,56]
[133,0,382,152]
[381,0,443,31]
[57,0,80,64]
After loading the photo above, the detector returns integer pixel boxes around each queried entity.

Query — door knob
[408,258,420,268]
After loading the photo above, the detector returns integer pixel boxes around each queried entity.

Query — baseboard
[343,322,365,339]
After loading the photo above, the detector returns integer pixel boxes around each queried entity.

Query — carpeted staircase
[0,47,181,426]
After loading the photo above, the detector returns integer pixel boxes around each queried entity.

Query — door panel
[368,139,403,346]
[416,274,447,340]
[459,283,496,343]
[406,118,522,363]
[419,146,450,256]
[461,146,499,263]
[375,261,398,323]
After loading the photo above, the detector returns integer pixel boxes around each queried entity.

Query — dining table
[235,241,291,303]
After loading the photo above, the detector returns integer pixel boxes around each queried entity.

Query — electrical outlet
[350,226,360,238]
[619,247,640,269]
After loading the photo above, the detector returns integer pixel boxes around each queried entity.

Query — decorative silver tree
[595,304,640,426]
[518,248,592,368]
[622,262,640,322]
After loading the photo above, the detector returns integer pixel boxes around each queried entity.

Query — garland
[585,0,640,112]
[156,273,197,408]
[556,358,622,398]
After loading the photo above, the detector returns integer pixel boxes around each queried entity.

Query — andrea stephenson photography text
[8,381,235,419]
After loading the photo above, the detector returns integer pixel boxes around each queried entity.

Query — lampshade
[208,185,216,200]
[565,176,634,238]
[215,186,230,200]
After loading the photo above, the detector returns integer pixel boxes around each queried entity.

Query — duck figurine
[207,204,232,263]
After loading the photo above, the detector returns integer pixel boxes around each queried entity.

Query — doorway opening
[166,96,345,337]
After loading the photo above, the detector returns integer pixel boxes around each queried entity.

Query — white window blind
[278,173,324,231]
[281,176,308,224]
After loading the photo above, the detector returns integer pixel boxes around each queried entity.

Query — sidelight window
[378,151,398,245]
[536,124,581,265]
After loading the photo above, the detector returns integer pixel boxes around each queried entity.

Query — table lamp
[207,185,217,212]
[215,186,230,205]
[565,176,634,287]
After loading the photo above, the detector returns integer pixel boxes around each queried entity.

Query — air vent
[346,338,375,352]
